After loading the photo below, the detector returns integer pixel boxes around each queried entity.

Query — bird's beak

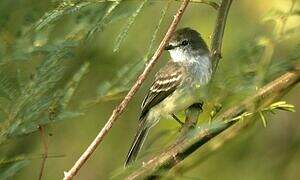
[164,44,175,50]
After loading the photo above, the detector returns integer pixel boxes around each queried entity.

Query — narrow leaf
[113,0,148,52]
[259,111,267,128]
[86,0,122,40]
[34,2,92,31]
[144,0,171,60]
[0,160,29,180]
[61,62,90,108]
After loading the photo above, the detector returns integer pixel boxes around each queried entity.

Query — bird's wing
[140,61,184,119]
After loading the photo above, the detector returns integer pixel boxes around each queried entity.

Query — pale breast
[186,55,212,85]
[147,55,212,121]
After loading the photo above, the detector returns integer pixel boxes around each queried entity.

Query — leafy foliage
[113,0,148,52]
[86,0,123,40]
[0,160,29,180]
[209,1,300,109]
[226,101,296,125]
[0,0,172,177]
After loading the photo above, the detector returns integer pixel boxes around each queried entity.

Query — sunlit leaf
[259,111,267,128]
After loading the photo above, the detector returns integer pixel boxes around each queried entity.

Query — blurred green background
[0,0,299,179]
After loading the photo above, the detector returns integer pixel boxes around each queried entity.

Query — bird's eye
[181,40,189,46]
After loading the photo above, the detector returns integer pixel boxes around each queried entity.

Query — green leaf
[144,0,170,60]
[259,111,267,128]
[0,73,20,101]
[33,1,92,31]
[0,156,28,165]
[0,160,30,180]
[10,111,83,136]
[99,60,143,97]
[60,62,90,109]
[266,101,296,112]
[86,0,122,40]
[84,60,143,108]
[97,81,113,97]
[4,61,89,138]
[0,41,78,143]
[113,0,148,52]
[56,111,84,120]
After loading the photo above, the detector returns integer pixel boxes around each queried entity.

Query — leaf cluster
[0,0,173,177]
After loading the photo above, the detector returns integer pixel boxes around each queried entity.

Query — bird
[125,27,212,166]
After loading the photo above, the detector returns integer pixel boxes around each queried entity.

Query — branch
[177,103,203,140]
[125,70,300,179]
[63,0,191,179]
[210,0,233,73]
[172,94,280,175]
[38,125,48,180]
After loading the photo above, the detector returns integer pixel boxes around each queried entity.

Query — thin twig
[210,0,233,73]
[63,1,191,179]
[38,125,48,180]
[125,70,300,179]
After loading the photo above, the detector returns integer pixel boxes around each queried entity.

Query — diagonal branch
[173,92,283,175]
[125,70,300,180]
[63,0,191,179]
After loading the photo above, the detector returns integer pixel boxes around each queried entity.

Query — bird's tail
[125,117,150,167]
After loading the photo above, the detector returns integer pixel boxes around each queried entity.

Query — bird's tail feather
[125,118,150,167]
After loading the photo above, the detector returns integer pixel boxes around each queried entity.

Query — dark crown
[170,27,209,52]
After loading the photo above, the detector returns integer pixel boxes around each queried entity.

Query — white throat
[169,49,212,85]
[169,48,190,62]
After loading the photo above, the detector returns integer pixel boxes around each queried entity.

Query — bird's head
[164,28,209,62]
